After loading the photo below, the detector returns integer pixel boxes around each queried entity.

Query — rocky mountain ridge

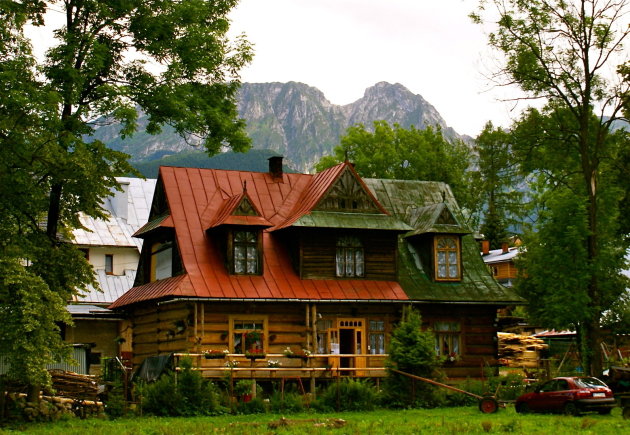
[93,81,465,172]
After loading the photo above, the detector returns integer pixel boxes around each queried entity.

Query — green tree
[472,0,630,375]
[316,121,475,217]
[0,0,251,396]
[383,306,443,408]
[473,122,523,248]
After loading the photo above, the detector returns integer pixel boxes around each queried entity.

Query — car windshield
[574,377,607,388]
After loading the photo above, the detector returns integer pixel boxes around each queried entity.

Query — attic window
[232,230,260,274]
[151,241,173,281]
[335,236,364,277]
[434,235,460,281]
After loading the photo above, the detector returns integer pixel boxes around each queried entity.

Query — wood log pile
[2,392,104,421]
[498,332,548,368]
[49,369,99,401]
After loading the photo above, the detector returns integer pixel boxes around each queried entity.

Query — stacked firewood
[498,332,548,368]
[49,369,99,400]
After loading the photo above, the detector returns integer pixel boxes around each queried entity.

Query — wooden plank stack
[49,369,99,400]
[498,332,548,368]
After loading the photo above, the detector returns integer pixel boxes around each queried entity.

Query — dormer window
[434,235,460,281]
[232,230,260,274]
[151,241,173,281]
[336,235,364,277]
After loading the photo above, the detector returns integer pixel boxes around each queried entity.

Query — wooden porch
[174,352,388,379]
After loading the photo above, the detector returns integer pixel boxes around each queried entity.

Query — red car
[515,376,615,415]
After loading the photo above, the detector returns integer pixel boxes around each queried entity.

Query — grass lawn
[1,406,628,434]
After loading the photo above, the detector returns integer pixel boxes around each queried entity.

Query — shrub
[382,306,444,408]
[313,378,380,412]
[104,379,127,418]
[235,397,266,414]
[139,357,222,416]
[268,391,305,413]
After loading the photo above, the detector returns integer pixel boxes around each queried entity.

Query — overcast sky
[228,0,527,136]
[27,0,527,137]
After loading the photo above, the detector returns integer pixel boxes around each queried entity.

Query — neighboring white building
[66,177,156,374]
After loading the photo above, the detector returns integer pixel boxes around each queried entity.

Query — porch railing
[173,353,389,379]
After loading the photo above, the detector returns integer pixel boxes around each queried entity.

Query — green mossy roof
[292,211,412,231]
[364,178,525,304]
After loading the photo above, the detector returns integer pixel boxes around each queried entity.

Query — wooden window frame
[335,235,365,278]
[368,319,386,355]
[434,235,461,281]
[433,321,462,358]
[228,229,262,275]
[229,315,268,354]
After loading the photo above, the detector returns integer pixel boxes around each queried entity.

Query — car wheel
[597,408,612,415]
[563,402,579,416]
[515,403,530,414]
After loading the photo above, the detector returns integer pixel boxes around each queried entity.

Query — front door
[337,319,366,376]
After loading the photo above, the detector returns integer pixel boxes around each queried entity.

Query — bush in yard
[312,378,380,412]
[139,358,222,416]
[104,379,127,418]
[235,397,267,414]
[268,391,305,413]
[383,305,444,408]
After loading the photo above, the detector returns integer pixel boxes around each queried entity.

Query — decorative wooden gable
[233,196,258,217]
[314,166,382,214]
[437,204,457,225]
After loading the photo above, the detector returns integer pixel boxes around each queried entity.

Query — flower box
[245,353,266,360]
[203,350,229,359]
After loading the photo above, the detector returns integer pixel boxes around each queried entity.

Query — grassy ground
[1,406,628,434]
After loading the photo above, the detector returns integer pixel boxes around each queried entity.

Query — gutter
[156,297,524,306]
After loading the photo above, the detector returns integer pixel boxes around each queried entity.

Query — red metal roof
[110,163,407,309]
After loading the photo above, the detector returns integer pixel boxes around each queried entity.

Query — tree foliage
[316,121,475,217]
[473,0,630,374]
[472,122,524,248]
[0,0,251,389]
[383,306,443,408]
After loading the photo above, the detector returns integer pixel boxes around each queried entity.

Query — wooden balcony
[173,353,388,380]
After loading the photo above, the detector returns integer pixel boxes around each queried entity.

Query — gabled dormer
[133,179,182,286]
[404,202,471,282]
[206,187,272,276]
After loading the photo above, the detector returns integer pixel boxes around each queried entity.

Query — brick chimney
[268,156,283,181]
[501,242,509,254]
[481,240,490,255]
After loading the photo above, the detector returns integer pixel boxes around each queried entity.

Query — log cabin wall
[131,302,193,366]
[299,228,398,280]
[418,304,499,379]
[130,300,499,380]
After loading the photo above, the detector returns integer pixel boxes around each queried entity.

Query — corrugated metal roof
[110,164,524,309]
[73,177,156,249]
[482,247,520,264]
[73,269,136,304]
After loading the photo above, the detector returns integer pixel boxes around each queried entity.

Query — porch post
[310,304,318,398]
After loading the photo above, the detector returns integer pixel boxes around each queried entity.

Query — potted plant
[235,380,254,402]
[245,330,263,349]
[203,349,229,359]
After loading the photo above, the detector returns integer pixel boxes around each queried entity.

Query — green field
[1,406,628,434]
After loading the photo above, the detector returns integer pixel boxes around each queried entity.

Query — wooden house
[480,241,519,288]
[110,158,524,383]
